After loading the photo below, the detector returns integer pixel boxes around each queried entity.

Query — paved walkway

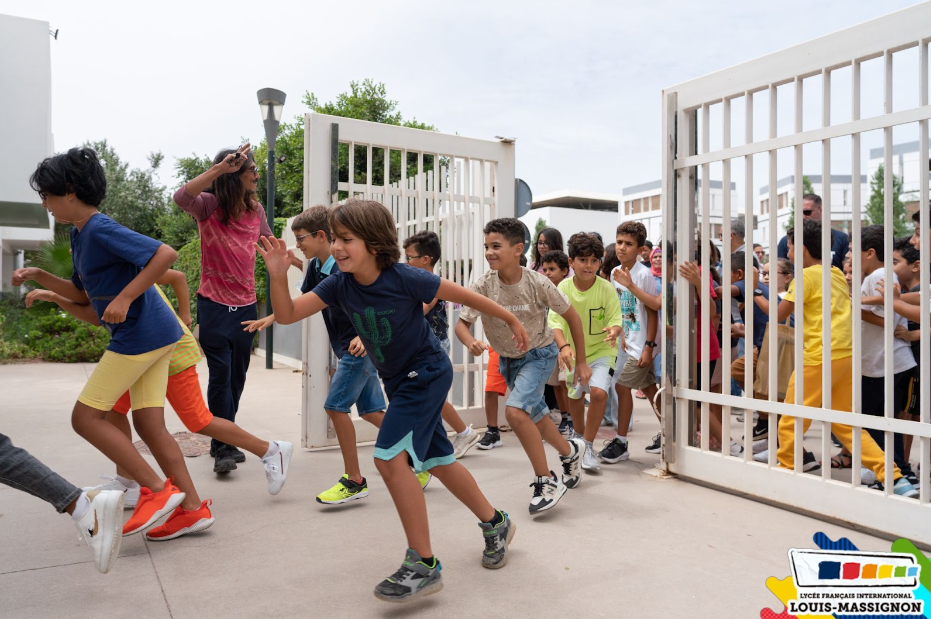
[0,359,888,618]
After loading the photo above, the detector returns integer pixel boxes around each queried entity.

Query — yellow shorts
[78,343,176,412]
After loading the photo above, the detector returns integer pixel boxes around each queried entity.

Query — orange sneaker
[145,500,214,541]
[122,479,185,537]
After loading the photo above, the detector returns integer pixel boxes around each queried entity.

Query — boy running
[457,218,588,514]
[549,233,623,472]
[259,200,526,603]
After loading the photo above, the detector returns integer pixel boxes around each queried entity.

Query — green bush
[0,297,109,364]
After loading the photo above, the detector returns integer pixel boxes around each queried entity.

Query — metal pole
[265,147,275,369]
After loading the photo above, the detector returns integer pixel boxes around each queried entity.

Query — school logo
[762,532,929,618]
[352,307,394,363]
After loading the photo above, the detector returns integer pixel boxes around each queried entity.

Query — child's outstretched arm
[455,318,487,356]
[256,236,327,325]
[156,269,192,327]
[25,289,99,325]
[11,267,88,304]
[103,244,177,324]
[438,279,529,352]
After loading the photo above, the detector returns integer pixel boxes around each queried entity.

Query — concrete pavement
[0,358,889,618]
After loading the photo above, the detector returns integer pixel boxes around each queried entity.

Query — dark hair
[729,250,760,273]
[643,239,653,250]
[403,230,441,267]
[329,200,400,270]
[616,221,647,247]
[894,235,920,264]
[802,193,822,207]
[29,147,107,207]
[484,218,525,247]
[567,232,604,260]
[786,218,822,260]
[753,243,763,250]
[531,227,564,270]
[861,224,885,258]
[601,243,620,278]
[292,205,330,240]
[541,249,569,273]
[205,148,258,226]
[519,253,527,267]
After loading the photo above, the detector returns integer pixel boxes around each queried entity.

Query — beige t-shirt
[459,268,570,359]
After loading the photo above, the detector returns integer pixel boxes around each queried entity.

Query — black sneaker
[478,429,502,450]
[744,422,768,442]
[229,445,246,463]
[557,416,574,437]
[645,432,662,454]
[831,434,842,448]
[373,549,443,603]
[478,510,516,569]
[598,438,629,463]
[901,466,920,489]
[213,445,237,474]
[802,450,820,472]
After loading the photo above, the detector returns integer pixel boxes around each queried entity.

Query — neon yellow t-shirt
[782,264,852,366]
[548,276,623,367]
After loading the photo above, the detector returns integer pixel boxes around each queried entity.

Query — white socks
[262,441,280,460]
[457,427,472,437]
[70,493,90,521]
[116,475,138,489]
[615,435,628,445]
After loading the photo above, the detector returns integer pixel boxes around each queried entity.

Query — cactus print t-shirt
[312,263,444,379]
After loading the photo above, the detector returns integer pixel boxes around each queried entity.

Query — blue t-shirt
[70,214,182,355]
[312,263,443,379]
[734,280,770,350]
[300,255,356,358]
[425,299,449,343]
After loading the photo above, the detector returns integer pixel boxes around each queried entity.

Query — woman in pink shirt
[173,144,273,474]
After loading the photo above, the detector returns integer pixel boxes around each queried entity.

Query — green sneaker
[315,475,369,505]
[478,510,516,569]
[374,548,443,603]
[416,470,432,490]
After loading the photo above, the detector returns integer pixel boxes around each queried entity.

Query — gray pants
[0,432,81,513]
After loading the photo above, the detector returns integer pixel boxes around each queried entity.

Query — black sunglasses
[802,209,813,216]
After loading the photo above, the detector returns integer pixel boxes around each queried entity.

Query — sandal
[830,453,852,469]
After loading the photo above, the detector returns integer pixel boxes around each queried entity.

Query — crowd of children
[5,149,925,602]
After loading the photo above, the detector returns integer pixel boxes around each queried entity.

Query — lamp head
[257,88,287,147]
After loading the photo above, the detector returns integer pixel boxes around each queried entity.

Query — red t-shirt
[695,276,721,362]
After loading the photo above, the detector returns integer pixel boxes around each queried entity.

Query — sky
[1,0,924,200]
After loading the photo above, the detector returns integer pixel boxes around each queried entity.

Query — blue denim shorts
[324,353,386,415]
[498,342,558,423]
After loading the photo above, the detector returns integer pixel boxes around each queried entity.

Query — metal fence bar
[699,103,711,452]
[850,59,864,487]
[722,99,734,457]
[882,49,895,494]
[919,40,930,503]
[820,68,833,482]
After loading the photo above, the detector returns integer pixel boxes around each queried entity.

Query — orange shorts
[485,347,507,395]
[112,365,213,433]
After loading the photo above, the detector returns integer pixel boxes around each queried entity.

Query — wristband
[559,344,570,351]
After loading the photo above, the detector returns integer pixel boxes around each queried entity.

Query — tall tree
[865,164,909,236]
[155,153,213,249]
[784,175,814,232]
[253,79,439,218]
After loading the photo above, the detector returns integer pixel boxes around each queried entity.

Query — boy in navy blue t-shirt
[15,148,198,537]
[258,199,529,604]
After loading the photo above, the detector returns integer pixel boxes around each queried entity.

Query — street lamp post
[257,87,286,370]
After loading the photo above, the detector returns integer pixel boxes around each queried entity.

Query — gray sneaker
[373,549,443,603]
[478,510,516,569]
[560,437,585,489]
[581,441,601,472]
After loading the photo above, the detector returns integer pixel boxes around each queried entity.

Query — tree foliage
[254,79,439,217]
[155,153,213,249]
[865,164,909,236]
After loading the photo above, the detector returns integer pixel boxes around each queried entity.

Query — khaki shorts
[78,343,176,412]
[617,356,657,391]
[546,363,566,387]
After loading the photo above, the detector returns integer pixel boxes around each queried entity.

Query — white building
[621,179,740,244]
[867,141,931,207]
[1,14,54,292]
[755,175,869,253]
[518,191,621,252]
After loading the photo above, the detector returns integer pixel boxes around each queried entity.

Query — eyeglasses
[405,254,427,262]
[295,231,318,243]
[243,165,258,175]
[537,241,550,246]
[802,209,813,216]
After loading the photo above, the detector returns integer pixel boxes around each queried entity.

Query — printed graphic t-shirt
[548,276,622,367]
[783,264,852,366]
[300,255,357,358]
[312,263,442,379]
[610,261,656,359]
[459,268,571,359]
[425,299,449,343]
[859,268,917,377]
[70,214,182,355]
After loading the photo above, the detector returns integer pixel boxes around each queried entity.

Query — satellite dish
[515,178,533,218]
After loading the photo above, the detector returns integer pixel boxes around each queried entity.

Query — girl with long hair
[530,227,565,272]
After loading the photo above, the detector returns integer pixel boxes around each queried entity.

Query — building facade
[518,191,622,253]
[621,179,739,244]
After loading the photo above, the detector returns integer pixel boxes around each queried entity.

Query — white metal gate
[661,4,931,543]
[301,113,515,448]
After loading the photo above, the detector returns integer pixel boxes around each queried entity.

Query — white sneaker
[581,442,600,472]
[263,441,293,495]
[860,467,877,486]
[452,426,481,459]
[76,490,124,574]
[752,439,768,454]
[753,449,769,463]
[529,472,567,515]
[729,441,744,457]
[560,438,585,489]
[82,475,139,509]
